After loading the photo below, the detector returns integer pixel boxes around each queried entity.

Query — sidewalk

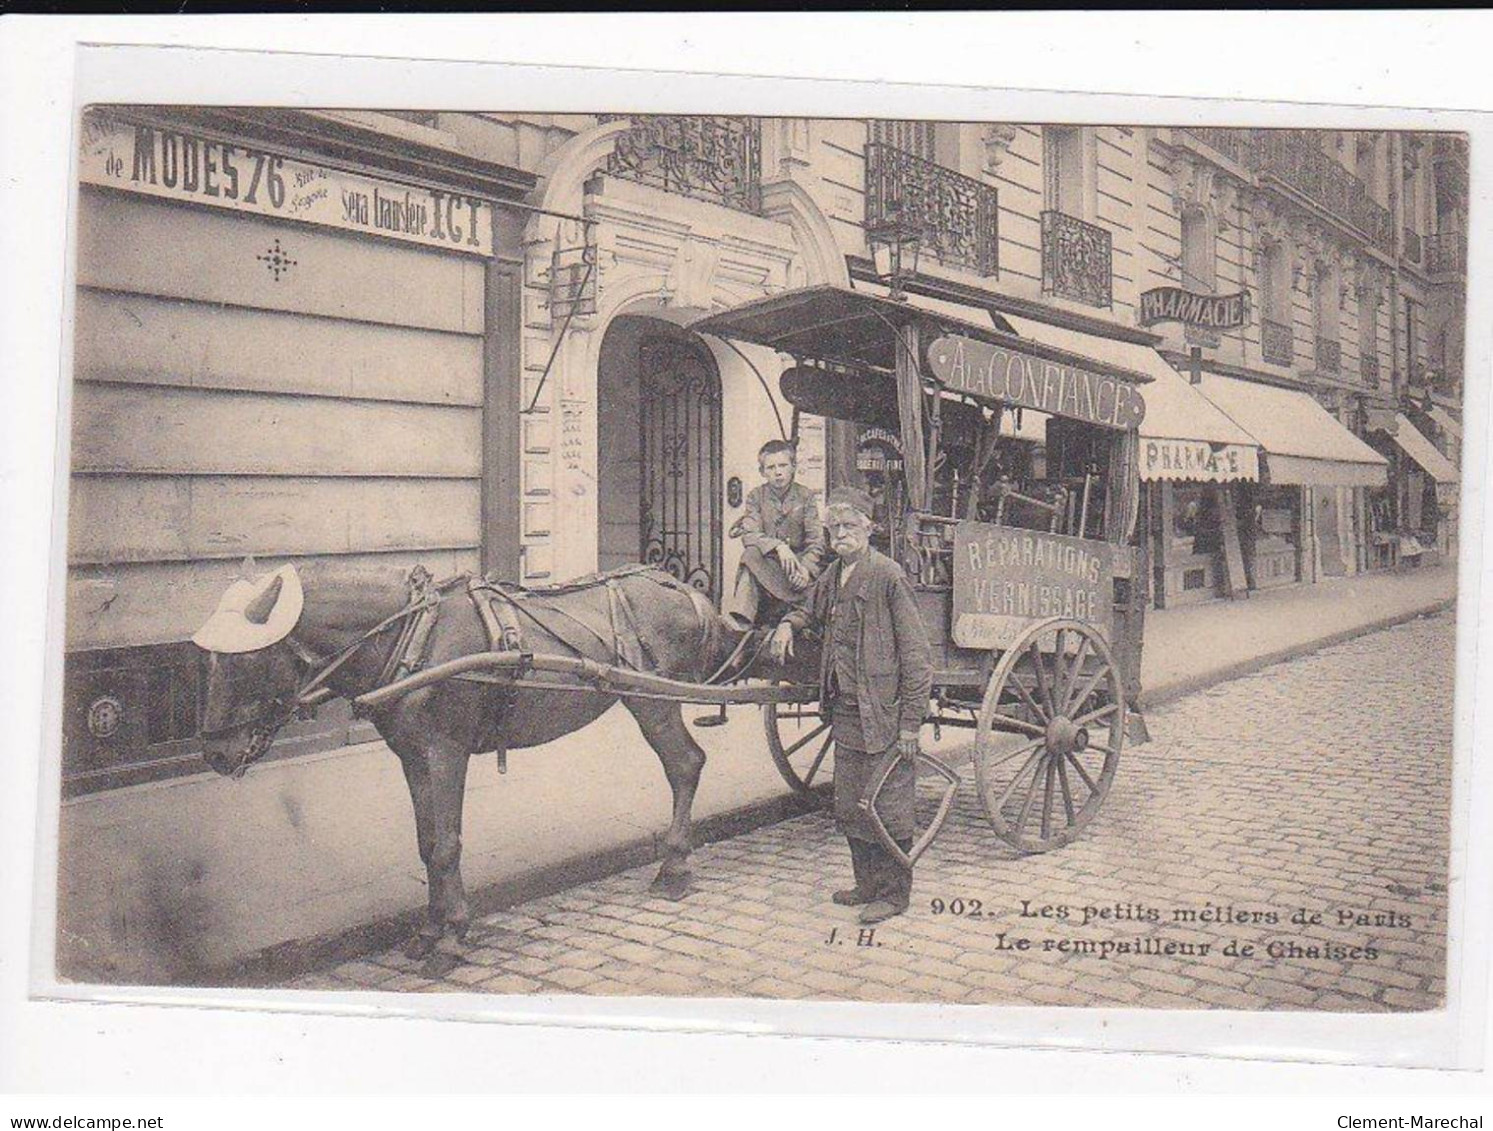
[54,564,1457,986]
[1139,562,1457,707]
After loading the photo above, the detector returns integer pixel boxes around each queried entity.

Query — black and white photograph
[6,19,1493,1110]
[50,100,1470,1017]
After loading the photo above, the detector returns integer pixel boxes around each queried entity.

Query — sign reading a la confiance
[79,114,494,257]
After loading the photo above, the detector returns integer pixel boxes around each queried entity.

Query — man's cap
[192,563,305,654]
[826,486,876,519]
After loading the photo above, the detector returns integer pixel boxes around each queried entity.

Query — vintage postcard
[29,41,1488,1070]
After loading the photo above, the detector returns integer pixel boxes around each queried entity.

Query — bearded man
[770,486,933,924]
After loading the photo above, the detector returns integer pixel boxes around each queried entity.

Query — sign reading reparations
[926,335,1147,431]
[79,114,495,256]
[952,522,1116,650]
[1138,287,1248,330]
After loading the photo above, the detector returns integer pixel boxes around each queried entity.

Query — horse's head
[193,564,307,779]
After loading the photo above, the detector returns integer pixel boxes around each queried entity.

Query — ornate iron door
[638,338,723,601]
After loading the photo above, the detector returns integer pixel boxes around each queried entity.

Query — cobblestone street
[291,609,1455,1010]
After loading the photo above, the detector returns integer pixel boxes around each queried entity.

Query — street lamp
[866,200,922,302]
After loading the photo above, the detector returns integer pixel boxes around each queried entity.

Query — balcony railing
[1315,335,1341,376]
[1261,318,1294,366]
[1179,127,1251,167]
[1181,128,1395,256]
[1403,227,1423,264]
[1425,232,1465,275]
[603,115,762,213]
[1360,354,1381,386]
[1251,130,1396,255]
[1041,210,1112,308]
[864,141,999,276]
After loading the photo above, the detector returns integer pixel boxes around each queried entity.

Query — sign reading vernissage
[78,114,495,256]
[952,521,1116,650]
[1138,287,1248,330]
[927,335,1147,431]
[1140,438,1260,483]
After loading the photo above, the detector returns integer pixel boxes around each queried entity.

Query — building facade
[58,110,1468,980]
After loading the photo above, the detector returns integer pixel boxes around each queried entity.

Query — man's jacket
[735,482,826,576]
[782,548,933,751]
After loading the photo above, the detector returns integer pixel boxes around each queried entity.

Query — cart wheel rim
[973,617,1124,853]
[764,701,834,801]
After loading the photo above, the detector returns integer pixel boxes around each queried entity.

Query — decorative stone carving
[983,124,1020,175]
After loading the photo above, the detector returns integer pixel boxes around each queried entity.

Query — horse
[194,560,805,959]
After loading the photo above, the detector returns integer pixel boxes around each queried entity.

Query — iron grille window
[869,120,936,163]
[1262,318,1294,366]
[863,141,999,277]
[1041,210,1112,308]
[604,115,763,214]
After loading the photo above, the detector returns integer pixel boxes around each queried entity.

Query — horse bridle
[204,573,444,778]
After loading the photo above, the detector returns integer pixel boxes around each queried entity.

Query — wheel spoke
[1056,755,1076,825]
[1013,755,1046,840]
[984,736,1045,769]
[1065,751,1099,794]
[782,721,831,758]
[1060,637,1092,714]
[1066,662,1110,717]
[1006,675,1049,725]
[994,747,1045,809]
[1073,702,1120,729]
[1052,628,1069,707]
[1028,641,1056,717]
[1039,757,1056,840]
[803,733,834,788]
[985,711,1046,738]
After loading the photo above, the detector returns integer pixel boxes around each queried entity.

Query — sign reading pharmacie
[79,114,494,257]
[1140,437,1260,484]
[1138,286,1248,330]
[926,334,1147,431]
[952,522,1116,650]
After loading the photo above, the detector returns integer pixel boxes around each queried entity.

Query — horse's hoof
[649,872,692,902]
[404,931,441,960]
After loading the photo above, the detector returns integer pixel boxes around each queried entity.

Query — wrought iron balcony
[1250,130,1396,256]
[1041,210,1112,308]
[864,142,999,277]
[1261,318,1294,366]
[1179,127,1251,167]
[603,115,762,214]
[1315,335,1341,376]
[1403,227,1423,264]
[1425,231,1464,276]
[1360,353,1381,386]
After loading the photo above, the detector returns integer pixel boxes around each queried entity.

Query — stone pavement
[291,607,1455,1010]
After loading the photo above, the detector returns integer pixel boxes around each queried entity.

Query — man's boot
[833,837,878,906]
[857,838,913,924]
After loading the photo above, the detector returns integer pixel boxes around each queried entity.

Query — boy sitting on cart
[725,439,826,628]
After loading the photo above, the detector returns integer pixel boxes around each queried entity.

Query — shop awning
[1427,404,1462,441]
[1194,372,1388,488]
[1000,314,1260,483]
[1377,413,1460,484]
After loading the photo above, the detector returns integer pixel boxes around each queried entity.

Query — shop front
[992,316,1260,609]
[1366,412,1460,564]
[1193,373,1388,590]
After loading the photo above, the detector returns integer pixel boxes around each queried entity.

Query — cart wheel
[974,617,1124,854]
[764,701,835,799]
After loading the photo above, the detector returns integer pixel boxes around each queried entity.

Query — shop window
[1172,486,1221,555]
[1182,568,1209,591]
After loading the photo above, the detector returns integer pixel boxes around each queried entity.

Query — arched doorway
[597,315,724,601]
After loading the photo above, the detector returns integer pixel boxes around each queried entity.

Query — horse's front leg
[393,733,471,958]
[626,700,706,901]
[395,748,444,959]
